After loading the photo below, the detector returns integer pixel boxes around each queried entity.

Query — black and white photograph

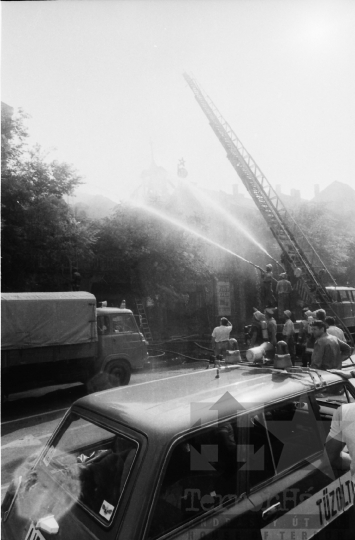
[1,1,355,539]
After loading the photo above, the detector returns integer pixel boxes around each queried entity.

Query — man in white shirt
[325,316,346,341]
[324,371,355,536]
[212,317,232,359]
[325,402,355,479]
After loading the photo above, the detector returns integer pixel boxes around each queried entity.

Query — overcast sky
[2,0,355,203]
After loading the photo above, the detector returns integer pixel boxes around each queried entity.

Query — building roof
[74,366,341,443]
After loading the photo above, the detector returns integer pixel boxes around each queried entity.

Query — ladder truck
[183,72,354,345]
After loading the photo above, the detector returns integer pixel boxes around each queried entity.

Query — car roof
[74,366,343,443]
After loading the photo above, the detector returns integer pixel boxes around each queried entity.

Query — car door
[144,418,255,540]
[111,314,146,366]
[245,391,354,540]
[97,314,113,359]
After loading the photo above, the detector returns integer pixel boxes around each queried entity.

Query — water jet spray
[132,201,275,274]
[181,180,284,272]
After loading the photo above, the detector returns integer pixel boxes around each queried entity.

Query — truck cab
[94,307,148,387]
[325,287,355,334]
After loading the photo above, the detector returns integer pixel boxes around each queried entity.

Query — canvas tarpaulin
[1,292,98,350]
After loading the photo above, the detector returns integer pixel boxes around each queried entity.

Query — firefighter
[260,264,277,308]
[303,310,316,367]
[264,308,277,345]
[298,307,310,367]
[250,310,266,347]
[276,273,292,318]
[283,310,296,365]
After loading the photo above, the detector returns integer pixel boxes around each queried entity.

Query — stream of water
[185,181,282,269]
[133,201,264,271]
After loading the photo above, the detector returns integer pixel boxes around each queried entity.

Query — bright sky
[2,0,355,203]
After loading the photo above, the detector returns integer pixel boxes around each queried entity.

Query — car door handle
[262,502,281,519]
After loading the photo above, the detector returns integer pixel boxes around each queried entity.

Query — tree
[1,104,28,168]
[289,202,355,284]
[94,202,213,300]
[1,107,96,291]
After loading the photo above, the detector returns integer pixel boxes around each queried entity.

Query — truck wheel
[106,360,131,387]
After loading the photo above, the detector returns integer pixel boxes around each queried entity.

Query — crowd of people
[211,263,353,371]
[211,307,352,370]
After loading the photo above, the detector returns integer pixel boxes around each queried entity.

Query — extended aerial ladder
[183,72,353,344]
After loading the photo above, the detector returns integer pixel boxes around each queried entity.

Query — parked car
[2,363,355,540]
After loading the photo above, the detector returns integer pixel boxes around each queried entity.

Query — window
[112,314,136,333]
[248,394,323,491]
[147,421,241,538]
[20,414,138,525]
[327,289,338,301]
[315,383,355,435]
[97,315,109,335]
[339,290,350,302]
[315,382,355,407]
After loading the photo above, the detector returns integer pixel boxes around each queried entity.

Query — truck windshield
[112,314,136,333]
[15,413,138,526]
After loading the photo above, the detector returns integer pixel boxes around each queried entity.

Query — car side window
[265,397,323,474]
[316,382,355,406]
[248,394,323,491]
[147,421,241,539]
[247,412,275,489]
[315,382,355,438]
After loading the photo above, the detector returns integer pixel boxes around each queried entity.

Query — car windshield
[15,413,138,526]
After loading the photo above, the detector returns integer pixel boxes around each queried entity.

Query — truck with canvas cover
[1,292,148,397]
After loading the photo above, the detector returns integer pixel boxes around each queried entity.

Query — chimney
[276,184,282,193]
[314,184,320,197]
[233,184,239,197]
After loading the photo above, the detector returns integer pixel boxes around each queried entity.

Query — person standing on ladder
[276,273,292,319]
[260,264,277,308]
